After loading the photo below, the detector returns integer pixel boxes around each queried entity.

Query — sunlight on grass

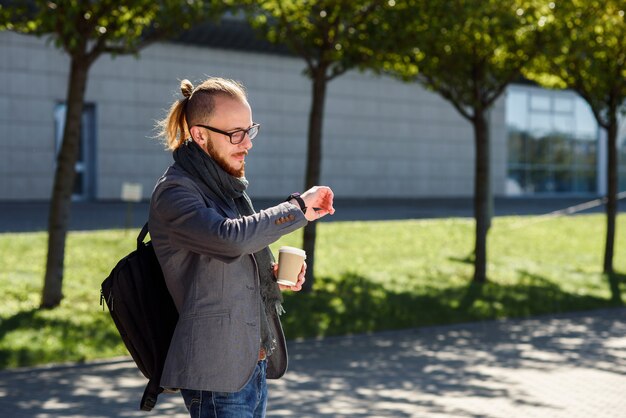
[1,214,624,368]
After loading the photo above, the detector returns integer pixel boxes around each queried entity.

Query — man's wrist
[286,193,307,213]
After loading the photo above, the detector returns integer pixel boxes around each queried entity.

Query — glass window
[529,135,551,165]
[553,114,575,136]
[573,140,597,166]
[530,94,551,111]
[507,131,527,164]
[54,103,97,200]
[506,90,528,131]
[529,113,552,136]
[573,170,596,193]
[507,169,527,194]
[554,97,574,113]
[506,85,598,195]
[574,100,598,140]
[530,168,551,192]
[550,135,573,166]
[553,169,572,192]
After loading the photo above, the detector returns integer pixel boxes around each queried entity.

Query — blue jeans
[180,360,268,418]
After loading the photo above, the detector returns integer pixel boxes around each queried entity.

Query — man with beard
[149,77,335,418]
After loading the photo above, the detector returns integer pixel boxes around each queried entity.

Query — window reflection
[506,85,599,195]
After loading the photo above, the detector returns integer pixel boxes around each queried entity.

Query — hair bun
[180,79,194,98]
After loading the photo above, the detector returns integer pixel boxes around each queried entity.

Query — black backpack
[100,223,179,411]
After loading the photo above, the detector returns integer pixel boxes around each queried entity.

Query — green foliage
[1,215,624,368]
[385,0,552,115]
[524,0,626,126]
[243,0,399,79]
[0,0,224,59]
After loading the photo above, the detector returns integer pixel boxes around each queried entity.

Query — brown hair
[157,77,248,150]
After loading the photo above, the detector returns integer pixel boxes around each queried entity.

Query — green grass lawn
[1,214,624,369]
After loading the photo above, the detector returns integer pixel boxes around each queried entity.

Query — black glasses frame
[194,123,260,145]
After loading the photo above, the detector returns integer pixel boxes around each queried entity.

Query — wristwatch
[286,192,307,213]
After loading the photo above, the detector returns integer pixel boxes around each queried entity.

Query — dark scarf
[173,140,283,355]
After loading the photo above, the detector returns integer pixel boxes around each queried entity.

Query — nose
[240,132,253,150]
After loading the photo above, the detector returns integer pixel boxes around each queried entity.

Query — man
[149,77,335,418]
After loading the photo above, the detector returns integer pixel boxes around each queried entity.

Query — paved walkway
[1,307,625,417]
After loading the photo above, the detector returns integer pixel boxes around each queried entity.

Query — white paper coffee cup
[276,246,306,286]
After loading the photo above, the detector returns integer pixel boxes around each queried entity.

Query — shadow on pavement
[270,308,626,417]
[0,308,624,417]
[0,359,188,418]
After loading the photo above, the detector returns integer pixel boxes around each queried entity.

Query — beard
[205,139,246,178]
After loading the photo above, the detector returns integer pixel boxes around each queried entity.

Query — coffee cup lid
[279,246,306,258]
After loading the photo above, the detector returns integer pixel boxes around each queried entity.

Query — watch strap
[286,193,307,213]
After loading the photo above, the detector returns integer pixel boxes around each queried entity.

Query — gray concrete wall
[0,31,507,201]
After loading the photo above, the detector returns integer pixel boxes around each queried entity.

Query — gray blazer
[149,164,307,392]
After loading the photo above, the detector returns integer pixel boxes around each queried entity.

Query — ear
[189,126,205,144]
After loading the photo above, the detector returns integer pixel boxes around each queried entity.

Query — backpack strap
[137,222,149,246]
[140,378,163,411]
[137,221,158,412]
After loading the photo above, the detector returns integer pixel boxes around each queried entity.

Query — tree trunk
[603,114,618,274]
[472,110,490,283]
[302,69,328,292]
[40,59,90,309]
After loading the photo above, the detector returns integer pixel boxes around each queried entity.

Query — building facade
[0,29,623,202]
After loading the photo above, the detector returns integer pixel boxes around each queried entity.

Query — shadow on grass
[2,270,623,369]
[448,253,474,265]
[282,270,620,339]
[606,271,625,305]
[0,308,122,369]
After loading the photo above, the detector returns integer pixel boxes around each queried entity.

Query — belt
[258,347,267,361]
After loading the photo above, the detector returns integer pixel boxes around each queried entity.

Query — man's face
[194,96,254,178]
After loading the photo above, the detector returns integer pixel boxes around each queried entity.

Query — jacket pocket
[188,312,232,378]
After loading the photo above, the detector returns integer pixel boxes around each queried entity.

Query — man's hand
[273,262,306,291]
[292,186,335,222]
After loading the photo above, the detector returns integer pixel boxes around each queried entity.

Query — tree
[243,0,398,291]
[524,0,626,274]
[384,0,550,283]
[0,0,223,308]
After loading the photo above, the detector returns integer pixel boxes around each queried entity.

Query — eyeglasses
[194,123,260,145]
